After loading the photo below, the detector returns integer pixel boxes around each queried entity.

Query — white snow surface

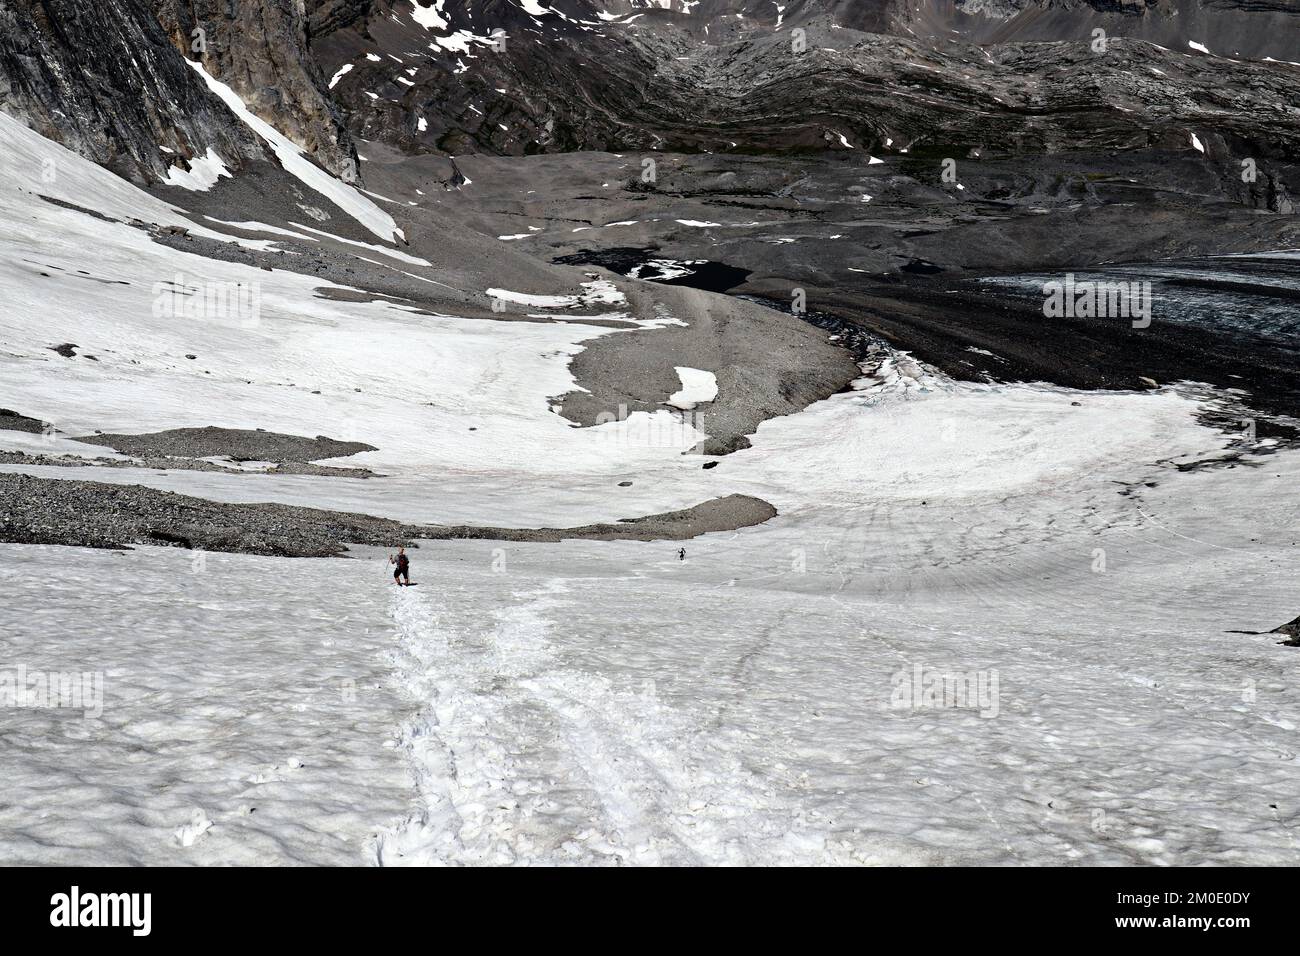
[666,366,718,410]
[410,0,449,31]
[329,62,354,88]
[1,116,1299,865]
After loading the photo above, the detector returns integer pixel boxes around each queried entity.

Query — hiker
[390,547,411,586]
[678,547,686,561]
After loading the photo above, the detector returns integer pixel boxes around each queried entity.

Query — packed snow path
[375,580,860,865]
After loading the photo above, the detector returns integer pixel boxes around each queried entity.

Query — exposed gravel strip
[0,473,776,557]
[0,450,377,478]
[70,426,376,462]
[423,493,776,543]
[0,409,50,434]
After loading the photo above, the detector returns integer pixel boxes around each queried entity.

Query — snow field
[2,110,1298,865]
[0,544,411,864]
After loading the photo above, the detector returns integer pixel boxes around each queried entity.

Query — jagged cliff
[152,0,359,180]
[0,0,357,186]
[0,0,268,184]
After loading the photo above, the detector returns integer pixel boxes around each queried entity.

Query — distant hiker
[390,547,411,586]
[678,548,686,561]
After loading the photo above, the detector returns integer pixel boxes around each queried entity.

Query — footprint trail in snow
[374,582,856,866]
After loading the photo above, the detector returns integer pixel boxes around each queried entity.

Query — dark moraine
[0,473,777,557]
[0,409,52,434]
[72,426,377,462]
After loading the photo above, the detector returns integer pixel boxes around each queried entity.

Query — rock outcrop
[152,0,361,181]
[0,0,360,187]
[0,0,268,184]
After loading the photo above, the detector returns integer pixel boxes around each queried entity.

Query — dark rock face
[0,0,359,187]
[307,0,376,35]
[151,0,361,180]
[309,0,662,156]
[309,0,1300,165]
[4,0,1296,186]
[0,0,268,184]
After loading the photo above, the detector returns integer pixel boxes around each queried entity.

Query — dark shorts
[394,566,407,579]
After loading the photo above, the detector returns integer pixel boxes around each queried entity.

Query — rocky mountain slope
[4,0,1297,188]
[152,0,360,180]
[0,0,269,185]
[313,0,1300,166]
[0,0,356,186]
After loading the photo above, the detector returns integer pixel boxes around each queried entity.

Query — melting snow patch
[162,148,230,191]
[628,258,703,281]
[203,218,321,243]
[666,367,718,410]
[1190,133,1206,154]
[410,0,449,31]
[487,280,625,309]
[329,63,354,88]
[287,222,430,265]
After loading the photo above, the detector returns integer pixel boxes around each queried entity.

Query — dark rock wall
[2,0,1296,186]
[0,0,359,186]
[152,0,360,180]
[0,0,267,184]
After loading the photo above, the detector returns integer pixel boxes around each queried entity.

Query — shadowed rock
[1227,614,1300,646]
[1270,615,1300,647]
